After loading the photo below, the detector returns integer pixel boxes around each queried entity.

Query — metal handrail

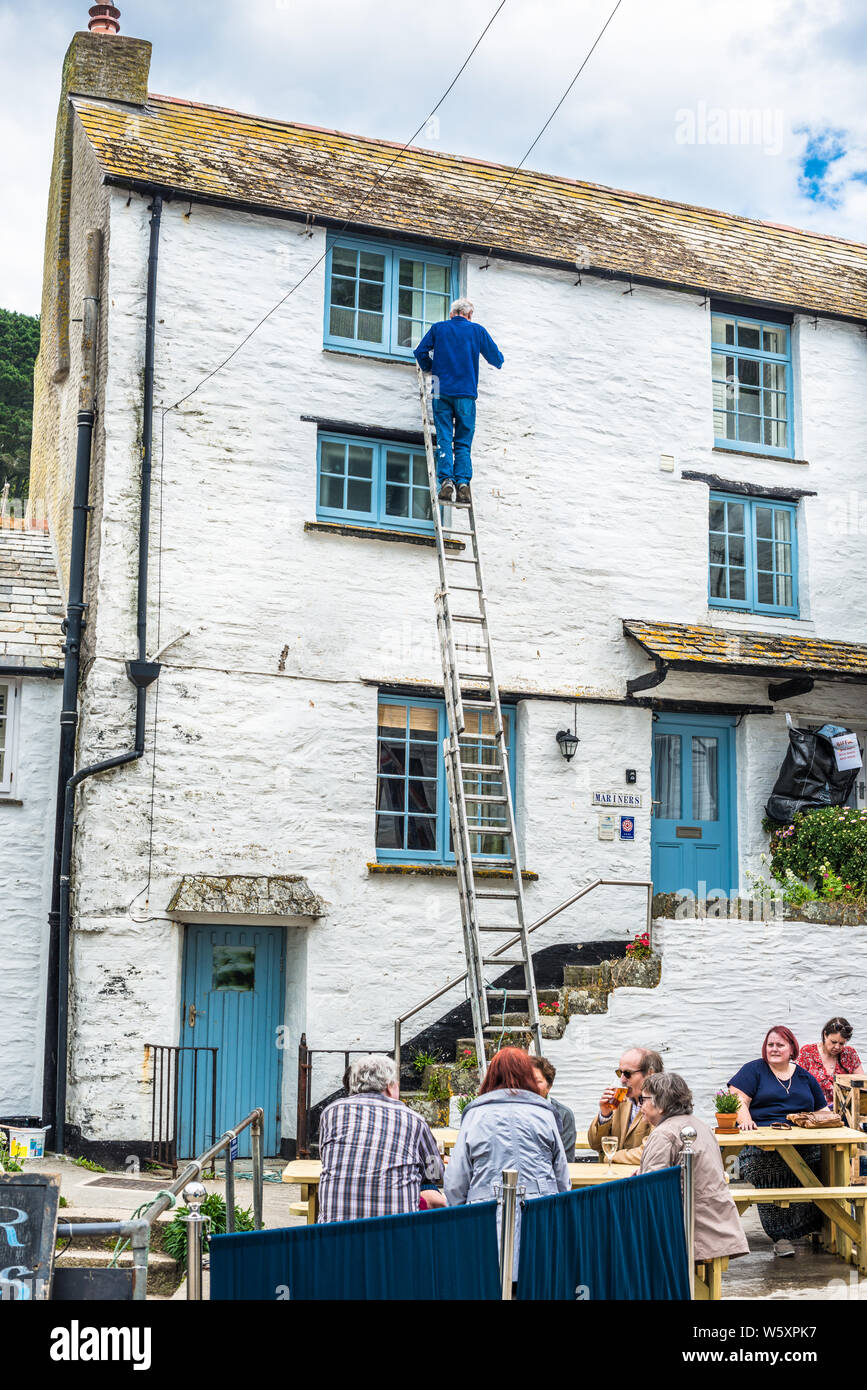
[393,878,654,1075]
[54,1106,266,1301]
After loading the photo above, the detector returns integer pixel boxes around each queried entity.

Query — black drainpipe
[47,197,163,1152]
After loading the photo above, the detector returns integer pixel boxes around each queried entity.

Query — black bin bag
[766,722,860,823]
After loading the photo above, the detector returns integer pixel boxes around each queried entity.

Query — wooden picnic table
[717,1125,867,1270]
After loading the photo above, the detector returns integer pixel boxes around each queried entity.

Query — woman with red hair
[444,1047,570,1274]
[727,1026,833,1258]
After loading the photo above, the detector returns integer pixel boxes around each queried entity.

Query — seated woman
[638,1072,748,1264]
[444,1046,570,1276]
[728,1025,833,1259]
[798,1016,862,1108]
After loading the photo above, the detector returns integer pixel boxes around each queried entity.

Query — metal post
[394,1019,401,1084]
[680,1126,697,1299]
[297,1034,310,1159]
[222,1132,236,1233]
[498,1169,519,1301]
[129,1221,150,1301]
[251,1110,264,1230]
[181,1181,209,1301]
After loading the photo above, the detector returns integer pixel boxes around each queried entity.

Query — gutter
[0,665,63,679]
[44,198,163,1153]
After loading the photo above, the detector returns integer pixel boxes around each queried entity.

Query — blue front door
[179,925,284,1157]
[651,713,738,898]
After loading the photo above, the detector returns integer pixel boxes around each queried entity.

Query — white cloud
[1,0,866,315]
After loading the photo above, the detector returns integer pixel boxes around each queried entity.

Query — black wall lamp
[556,706,580,761]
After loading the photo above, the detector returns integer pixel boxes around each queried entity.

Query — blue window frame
[317,432,433,533]
[711,311,793,458]
[375,697,516,863]
[324,235,459,359]
[709,492,798,616]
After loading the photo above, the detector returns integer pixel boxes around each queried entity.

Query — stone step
[52,1245,181,1298]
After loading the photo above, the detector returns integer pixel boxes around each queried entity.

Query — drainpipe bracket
[126,659,162,689]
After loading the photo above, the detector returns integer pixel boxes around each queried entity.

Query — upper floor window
[711,311,793,458]
[375,697,516,864]
[0,681,18,797]
[709,492,798,616]
[317,432,433,533]
[324,235,459,359]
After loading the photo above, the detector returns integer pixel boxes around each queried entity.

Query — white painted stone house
[27,21,867,1156]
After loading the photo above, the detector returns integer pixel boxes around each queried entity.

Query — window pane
[763,361,787,390]
[756,540,773,570]
[357,311,383,342]
[774,510,791,542]
[763,326,786,353]
[709,536,726,566]
[737,359,760,387]
[376,814,402,849]
[763,390,786,418]
[408,706,438,738]
[426,264,449,293]
[721,411,737,440]
[755,507,773,538]
[692,737,719,820]
[764,418,788,448]
[712,316,736,345]
[346,479,372,512]
[212,947,255,992]
[413,456,428,486]
[359,251,385,280]
[408,741,437,777]
[358,279,384,312]
[777,574,793,607]
[757,570,774,604]
[386,451,410,484]
[396,318,414,348]
[408,778,437,814]
[385,484,409,517]
[709,564,726,597]
[332,247,357,276]
[378,704,407,737]
[408,816,437,850]
[330,275,356,308]
[728,568,746,600]
[653,735,681,818]
[320,441,346,475]
[738,323,761,349]
[377,778,405,812]
[709,500,725,531]
[347,446,374,479]
[319,474,344,509]
[728,534,745,567]
[330,306,356,338]
[738,413,761,443]
[727,503,745,533]
[378,740,405,775]
[738,387,761,415]
[398,258,424,288]
[711,353,729,381]
[412,489,432,520]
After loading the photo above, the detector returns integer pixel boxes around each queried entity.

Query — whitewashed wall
[0,679,60,1117]
[62,160,867,1142]
[546,918,867,1133]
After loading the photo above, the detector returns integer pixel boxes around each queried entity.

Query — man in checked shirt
[318,1054,445,1222]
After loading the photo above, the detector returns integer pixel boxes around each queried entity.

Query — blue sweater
[728,1059,826,1125]
[414,316,504,398]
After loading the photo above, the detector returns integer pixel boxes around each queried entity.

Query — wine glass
[601,1136,617,1172]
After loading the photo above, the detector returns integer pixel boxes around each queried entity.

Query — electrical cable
[164,0,508,414]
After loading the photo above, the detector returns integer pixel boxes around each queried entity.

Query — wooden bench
[732,1185,867,1272]
[695,1256,728,1301]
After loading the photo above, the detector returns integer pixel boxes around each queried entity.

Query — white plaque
[591,790,643,809]
[598,813,616,841]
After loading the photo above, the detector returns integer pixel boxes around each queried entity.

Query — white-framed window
[0,680,20,797]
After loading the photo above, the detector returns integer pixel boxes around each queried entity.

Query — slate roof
[0,525,64,668]
[624,619,867,683]
[71,94,867,322]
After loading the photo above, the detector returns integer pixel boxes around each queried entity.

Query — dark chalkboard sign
[0,1172,60,1300]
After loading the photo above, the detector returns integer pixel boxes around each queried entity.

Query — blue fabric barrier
[210,1200,501,1301]
[516,1167,691,1301]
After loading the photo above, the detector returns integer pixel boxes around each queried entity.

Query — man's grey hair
[634,1048,664,1077]
[450,297,474,317]
[642,1071,693,1117]
[348,1053,398,1094]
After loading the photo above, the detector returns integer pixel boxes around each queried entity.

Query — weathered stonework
[167,873,326,919]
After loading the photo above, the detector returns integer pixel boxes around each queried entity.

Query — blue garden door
[179,926,284,1157]
[651,713,738,899]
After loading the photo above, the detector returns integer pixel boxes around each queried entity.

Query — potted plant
[714,1089,741,1134]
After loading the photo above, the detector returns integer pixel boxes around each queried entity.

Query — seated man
[587,1047,664,1164]
[318,1054,444,1222]
[532,1056,577,1159]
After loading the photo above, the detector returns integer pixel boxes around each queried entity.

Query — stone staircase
[403,948,661,1124]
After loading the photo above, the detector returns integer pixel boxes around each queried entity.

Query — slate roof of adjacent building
[71,93,867,322]
[624,619,867,683]
[0,524,64,668]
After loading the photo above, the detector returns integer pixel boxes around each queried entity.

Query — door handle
[650,799,661,818]
[188,1003,205,1028]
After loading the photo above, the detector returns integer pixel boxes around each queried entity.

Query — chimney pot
[88,4,121,34]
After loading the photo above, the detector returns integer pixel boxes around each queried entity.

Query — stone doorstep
[53,1246,181,1299]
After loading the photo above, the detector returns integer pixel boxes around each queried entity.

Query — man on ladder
[414,298,504,504]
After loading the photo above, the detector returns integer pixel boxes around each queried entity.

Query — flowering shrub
[768,806,867,901]
[456,1047,478,1071]
[539,999,561,1016]
[625,932,652,960]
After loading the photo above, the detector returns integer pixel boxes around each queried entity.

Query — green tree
[0,308,40,502]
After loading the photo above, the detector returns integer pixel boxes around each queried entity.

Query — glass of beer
[612,1085,628,1105]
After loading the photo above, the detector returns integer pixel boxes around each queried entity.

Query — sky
[0,0,865,316]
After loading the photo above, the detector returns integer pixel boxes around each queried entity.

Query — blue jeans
[432,395,476,483]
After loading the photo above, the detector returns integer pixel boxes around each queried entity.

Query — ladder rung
[452,615,486,624]
[449,584,483,593]
[460,762,504,773]
[474,890,520,900]
[483,1024,532,1033]
[455,642,488,651]
[442,527,475,538]
[477,924,521,932]
[482,957,525,967]
[444,555,479,564]
[463,794,508,804]
[462,699,495,709]
[486,988,531,997]
[459,733,501,743]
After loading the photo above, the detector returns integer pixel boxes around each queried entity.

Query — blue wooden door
[651,714,737,898]
[179,926,284,1157]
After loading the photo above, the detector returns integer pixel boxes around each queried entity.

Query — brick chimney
[88,4,121,34]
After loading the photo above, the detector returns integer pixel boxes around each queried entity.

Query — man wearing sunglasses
[587,1047,664,1164]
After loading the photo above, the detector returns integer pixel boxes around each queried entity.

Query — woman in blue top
[728,1025,833,1258]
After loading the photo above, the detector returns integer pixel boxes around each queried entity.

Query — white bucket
[4,1125,50,1161]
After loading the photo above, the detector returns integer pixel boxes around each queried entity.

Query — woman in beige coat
[638,1072,748,1262]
